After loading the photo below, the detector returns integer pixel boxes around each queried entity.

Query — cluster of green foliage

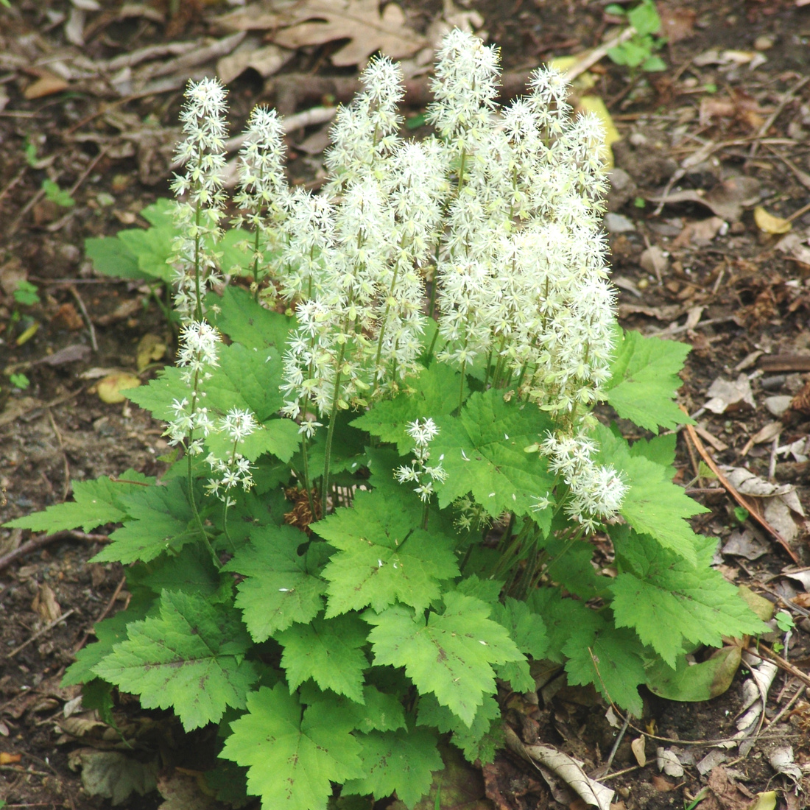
[606,0,667,73]
[7,201,768,807]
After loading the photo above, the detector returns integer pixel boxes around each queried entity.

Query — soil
[2,1,810,809]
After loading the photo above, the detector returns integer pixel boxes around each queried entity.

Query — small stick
[0,530,109,573]
[0,166,26,204]
[8,608,76,658]
[765,685,806,728]
[564,25,636,82]
[46,408,71,501]
[749,75,810,159]
[602,712,631,776]
[747,645,810,690]
[681,409,801,564]
[68,284,98,353]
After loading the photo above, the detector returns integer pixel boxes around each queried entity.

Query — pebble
[754,36,774,51]
[764,395,793,417]
[604,213,636,233]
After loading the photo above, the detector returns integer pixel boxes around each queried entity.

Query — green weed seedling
[606,0,667,73]
[6,30,768,810]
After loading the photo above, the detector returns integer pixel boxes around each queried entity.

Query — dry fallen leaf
[656,747,684,777]
[704,374,756,414]
[767,746,802,783]
[156,770,218,810]
[672,216,725,247]
[722,466,805,544]
[0,752,22,765]
[271,0,427,67]
[651,775,675,792]
[24,72,70,99]
[136,333,167,371]
[31,582,62,623]
[97,373,141,404]
[217,41,294,83]
[631,736,646,767]
[754,206,792,235]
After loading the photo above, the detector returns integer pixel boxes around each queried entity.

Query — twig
[765,685,806,728]
[0,530,109,573]
[8,608,76,658]
[68,284,98,353]
[681,410,801,564]
[46,408,70,501]
[600,765,642,782]
[7,185,46,237]
[0,165,26,205]
[564,25,636,82]
[67,145,109,200]
[749,76,810,159]
[0,384,86,427]
[786,198,810,224]
[74,575,127,653]
[601,712,630,777]
[747,645,810,690]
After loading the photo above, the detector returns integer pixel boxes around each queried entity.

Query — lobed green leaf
[94,590,258,730]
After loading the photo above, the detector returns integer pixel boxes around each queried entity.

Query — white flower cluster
[274,56,449,421]
[395,418,447,503]
[205,408,258,503]
[540,433,627,532]
[166,320,221,455]
[170,77,229,321]
[170,29,626,526]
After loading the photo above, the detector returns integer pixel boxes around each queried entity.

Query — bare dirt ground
[2,1,810,808]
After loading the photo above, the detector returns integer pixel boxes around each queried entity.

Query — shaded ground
[2,0,810,808]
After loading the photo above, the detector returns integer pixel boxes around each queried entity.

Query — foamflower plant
[7,29,769,810]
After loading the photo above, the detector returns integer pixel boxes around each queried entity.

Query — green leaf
[42,178,74,207]
[432,390,555,523]
[629,0,661,36]
[299,682,406,733]
[646,646,742,702]
[611,528,770,667]
[84,236,149,281]
[118,224,174,282]
[604,329,692,433]
[562,613,646,716]
[205,417,300,464]
[94,590,258,730]
[594,424,707,564]
[276,614,368,703]
[207,286,291,351]
[126,365,185,422]
[352,363,467,454]
[221,684,364,810]
[313,490,459,617]
[135,544,220,597]
[343,727,443,809]
[490,598,548,693]
[224,525,328,641]
[417,693,502,765]
[205,342,285,421]
[528,587,593,664]
[453,575,503,605]
[62,591,156,687]
[90,479,198,564]
[541,534,610,602]
[306,411,367,475]
[217,228,254,276]
[4,471,153,534]
[366,592,524,726]
[642,55,667,72]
